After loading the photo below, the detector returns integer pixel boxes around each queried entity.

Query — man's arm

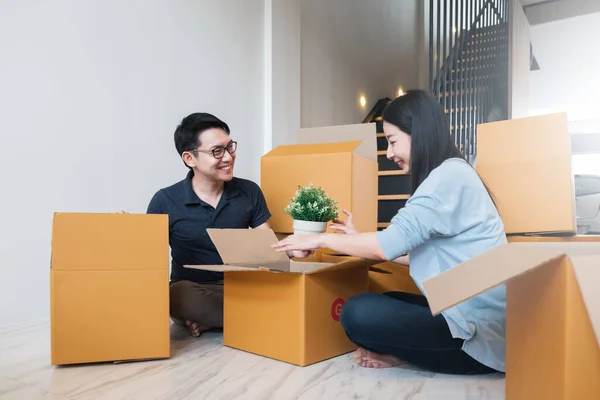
[147,190,166,215]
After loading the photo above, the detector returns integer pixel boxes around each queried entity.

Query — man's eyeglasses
[189,141,237,159]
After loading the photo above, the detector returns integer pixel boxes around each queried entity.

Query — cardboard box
[261,123,378,234]
[476,112,575,235]
[368,262,422,295]
[322,254,421,295]
[50,213,170,365]
[508,235,600,243]
[423,243,600,399]
[185,229,379,366]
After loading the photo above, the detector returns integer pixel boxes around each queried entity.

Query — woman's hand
[331,209,358,234]
[272,234,324,253]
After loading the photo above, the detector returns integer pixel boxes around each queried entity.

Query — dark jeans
[340,291,498,375]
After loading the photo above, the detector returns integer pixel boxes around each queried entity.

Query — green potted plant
[284,184,339,235]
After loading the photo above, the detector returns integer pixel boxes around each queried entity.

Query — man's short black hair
[174,113,230,157]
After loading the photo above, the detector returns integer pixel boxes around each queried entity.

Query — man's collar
[183,170,240,205]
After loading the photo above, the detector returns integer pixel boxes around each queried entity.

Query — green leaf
[284,184,339,222]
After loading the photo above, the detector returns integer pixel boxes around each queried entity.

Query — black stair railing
[429,0,509,162]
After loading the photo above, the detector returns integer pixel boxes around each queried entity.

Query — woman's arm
[255,222,314,259]
[272,232,388,261]
[321,232,387,260]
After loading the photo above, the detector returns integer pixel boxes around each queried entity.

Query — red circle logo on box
[331,298,345,322]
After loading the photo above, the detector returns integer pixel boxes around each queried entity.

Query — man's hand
[331,210,358,234]
[287,250,315,259]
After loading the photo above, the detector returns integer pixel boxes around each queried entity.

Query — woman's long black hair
[382,90,495,204]
[382,90,464,194]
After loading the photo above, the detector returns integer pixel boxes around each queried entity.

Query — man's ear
[181,152,196,168]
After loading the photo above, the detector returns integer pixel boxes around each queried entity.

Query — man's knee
[169,281,224,327]
[169,281,194,320]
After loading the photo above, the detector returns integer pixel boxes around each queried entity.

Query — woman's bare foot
[353,347,407,368]
[185,320,208,338]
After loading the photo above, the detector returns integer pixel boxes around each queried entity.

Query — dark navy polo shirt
[147,171,272,283]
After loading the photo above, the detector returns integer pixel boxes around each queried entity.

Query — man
[147,113,310,337]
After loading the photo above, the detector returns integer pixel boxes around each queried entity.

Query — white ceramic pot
[293,220,328,235]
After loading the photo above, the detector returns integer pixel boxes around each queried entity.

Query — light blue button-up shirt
[376,158,507,372]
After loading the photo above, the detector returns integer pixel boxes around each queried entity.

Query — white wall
[269,0,301,148]
[529,12,600,125]
[528,13,600,177]
[0,0,266,325]
[301,0,420,128]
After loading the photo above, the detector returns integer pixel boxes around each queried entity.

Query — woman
[272,90,506,375]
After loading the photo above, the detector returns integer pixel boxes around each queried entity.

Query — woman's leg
[383,291,429,307]
[340,292,496,375]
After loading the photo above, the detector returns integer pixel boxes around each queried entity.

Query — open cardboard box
[185,228,381,366]
[423,242,600,399]
[261,123,378,235]
[50,213,170,365]
[476,112,576,235]
[321,254,422,295]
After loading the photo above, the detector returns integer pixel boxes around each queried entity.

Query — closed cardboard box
[322,254,421,295]
[261,123,378,234]
[186,229,379,366]
[424,243,600,400]
[50,213,170,365]
[476,112,576,235]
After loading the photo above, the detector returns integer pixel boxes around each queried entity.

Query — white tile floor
[0,321,505,399]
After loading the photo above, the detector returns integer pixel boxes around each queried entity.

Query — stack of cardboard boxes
[424,112,600,399]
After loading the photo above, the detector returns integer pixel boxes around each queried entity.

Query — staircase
[430,0,509,162]
[363,105,412,231]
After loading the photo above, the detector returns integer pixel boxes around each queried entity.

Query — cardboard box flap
[303,258,382,275]
[51,212,169,272]
[298,123,377,162]
[206,228,289,267]
[476,112,575,235]
[184,264,272,273]
[422,244,571,315]
[570,255,600,347]
[264,141,361,158]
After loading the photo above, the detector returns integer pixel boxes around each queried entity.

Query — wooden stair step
[378,170,407,176]
[378,194,410,201]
